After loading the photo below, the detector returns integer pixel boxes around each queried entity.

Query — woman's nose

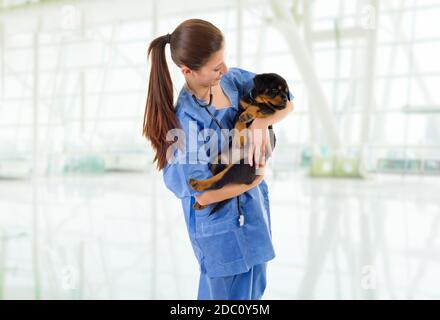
[222,64,229,75]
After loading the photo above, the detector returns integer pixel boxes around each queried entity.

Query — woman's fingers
[247,128,254,166]
[258,141,266,168]
[266,129,273,157]
[254,138,262,169]
[247,126,272,168]
[254,128,264,169]
[259,129,269,167]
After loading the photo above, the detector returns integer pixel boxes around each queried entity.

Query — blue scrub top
[163,67,293,277]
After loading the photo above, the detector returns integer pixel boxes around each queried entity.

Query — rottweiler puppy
[188,73,291,214]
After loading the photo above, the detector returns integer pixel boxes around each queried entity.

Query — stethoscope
[191,86,225,132]
[189,84,245,227]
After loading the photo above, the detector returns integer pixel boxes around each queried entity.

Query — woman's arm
[246,101,294,167]
[195,174,264,206]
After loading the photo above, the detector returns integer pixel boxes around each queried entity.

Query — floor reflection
[0,172,439,299]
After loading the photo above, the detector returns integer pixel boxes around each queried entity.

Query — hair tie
[165,33,171,44]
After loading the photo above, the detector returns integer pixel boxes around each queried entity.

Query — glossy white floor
[0,170,439,299]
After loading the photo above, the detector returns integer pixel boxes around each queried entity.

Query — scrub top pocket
[195,216,247,271]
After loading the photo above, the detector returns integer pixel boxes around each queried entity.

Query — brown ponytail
[142,19,224,171]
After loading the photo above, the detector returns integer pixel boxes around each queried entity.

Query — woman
[143,18,293,300]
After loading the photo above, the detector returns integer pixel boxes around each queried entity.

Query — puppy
[188,73,291,214]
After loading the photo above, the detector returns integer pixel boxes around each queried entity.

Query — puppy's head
[252,73,290,109]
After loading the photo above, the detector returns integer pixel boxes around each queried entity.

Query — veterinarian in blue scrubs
[143,19,293,300]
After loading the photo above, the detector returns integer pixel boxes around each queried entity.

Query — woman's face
[184,42,229,87]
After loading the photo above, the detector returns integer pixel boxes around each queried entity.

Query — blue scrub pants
[197,263,267,300]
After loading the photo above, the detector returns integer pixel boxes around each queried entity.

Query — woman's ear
[181,65,192,76]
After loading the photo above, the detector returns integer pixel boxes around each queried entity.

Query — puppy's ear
[252,75,260,87]
[252,74,266,90]
[285,83,291,101]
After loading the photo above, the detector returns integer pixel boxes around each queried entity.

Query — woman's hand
[247,118,272,169]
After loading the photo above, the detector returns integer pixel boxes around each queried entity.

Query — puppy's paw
[239,135,246,148]
[188,178,208,191]
[188,178,199,190]
[233,136,245,148]
[239,112,254,123]
[193,202,208,210]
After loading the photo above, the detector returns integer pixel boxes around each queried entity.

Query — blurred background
[0,0,439,299]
